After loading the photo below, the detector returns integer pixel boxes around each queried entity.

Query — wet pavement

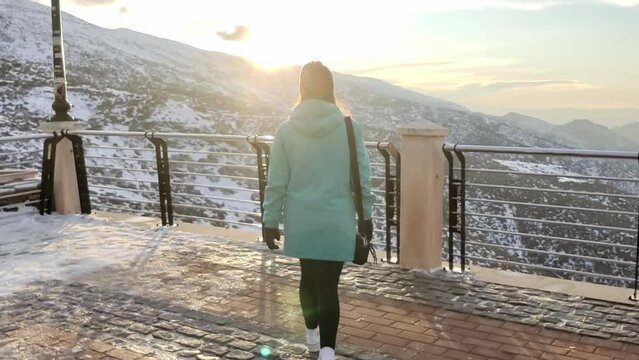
[1,213,638,359]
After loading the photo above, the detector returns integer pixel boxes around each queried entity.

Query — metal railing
[0,131,400,262]
[443,143,639,300]
[0,134,50,213]
[73,131,263,229]
[367,142,401,262]
[65,130,401,262]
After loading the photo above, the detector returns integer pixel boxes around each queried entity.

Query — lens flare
[259,346,271,357]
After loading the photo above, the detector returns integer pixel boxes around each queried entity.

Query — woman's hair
[298,61,336,104]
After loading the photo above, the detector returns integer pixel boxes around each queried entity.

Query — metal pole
[65,134,92,214]
[394,150,401,263]
[247,137,270,217]
[632,209,638,301]
[50,0,74,122]
[146,136,174,226]
[454,149,467,272]
[377,146,393,263]
[443,148,456,271]
[633,156,639,301]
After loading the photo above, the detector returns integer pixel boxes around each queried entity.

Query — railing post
[397,121,447,271]
[64,132,91,214]
[39,131,89,215]
[248,136,270,217]
[378,145,393,263]
[632,181,639,301]
[453,149,467,272]
[442,145,467,272]
[39,133,63,214]
[394,148,401,261]
[145,133,173,226]
[632,212,638,301]
[443,147,456,271]
[377,143,401,264]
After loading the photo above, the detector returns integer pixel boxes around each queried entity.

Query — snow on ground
[20,86,95,121]
[151,100,214,131]
[22,86,52,117]
[67,92,96,121]
[0,211,234,297]
[493,159,576,176]
[0,0,51,64]
[558,177,593,184]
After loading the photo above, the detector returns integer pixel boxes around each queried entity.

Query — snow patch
[494,160,574,175]
[151,100,214,131]
[558,177,592,184]
[67,92,96,121]
[23,86,52,117]
[0,213,196,297]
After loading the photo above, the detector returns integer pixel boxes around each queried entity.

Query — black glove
[262,227,280,250]
[360,219,374,241]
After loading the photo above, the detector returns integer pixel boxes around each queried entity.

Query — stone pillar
[53,137,81,214]
[40,122,84,214]
[397,121,447,271]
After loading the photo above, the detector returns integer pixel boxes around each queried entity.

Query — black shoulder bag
[345,116,377,265]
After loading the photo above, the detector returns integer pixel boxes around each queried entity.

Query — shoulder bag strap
[345,116,365,229]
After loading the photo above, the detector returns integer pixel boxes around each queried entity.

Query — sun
[228,18,349,71]
[244,46,298,71]
[238,33,309,71]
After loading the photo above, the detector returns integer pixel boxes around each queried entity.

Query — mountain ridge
[612,122,639,144]
[2,0,562,152]
[501,112,639,151]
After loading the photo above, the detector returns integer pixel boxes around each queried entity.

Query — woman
[261,61,374,360]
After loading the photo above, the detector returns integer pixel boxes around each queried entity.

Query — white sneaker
[306,326,320,352]
[318,347,335,360]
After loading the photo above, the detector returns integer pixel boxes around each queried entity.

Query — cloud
[416,0,639,12]
[70,0,115,5]
[496,0,559,10]
[601,0,639,6]
[459,80,597,92]
[495,0,639,9]
[216,26,250,41]
[351,62,457,74]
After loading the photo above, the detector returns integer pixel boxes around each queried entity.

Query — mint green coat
[262,99,374,262]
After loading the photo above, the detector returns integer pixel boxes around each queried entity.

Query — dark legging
[299,259,344,349]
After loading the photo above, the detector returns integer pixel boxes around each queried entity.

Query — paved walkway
[1,213,638,359]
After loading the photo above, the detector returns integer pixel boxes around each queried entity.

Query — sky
[38,0,639,126]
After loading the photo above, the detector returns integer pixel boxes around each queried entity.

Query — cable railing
[67,130,401,262]
[0,134,47,171]
[82,136,162,220]
[7,132,639,292]
[165,135,263,230]
[367,142,401,262]
[0,131,400,262]
[443,143,639,301]
[77,132,264,229]
[0,134,49,213]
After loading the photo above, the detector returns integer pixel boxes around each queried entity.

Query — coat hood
[289,99,343,137]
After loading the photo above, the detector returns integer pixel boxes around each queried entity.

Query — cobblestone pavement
[1,214,639,359]
[0,280,373,360]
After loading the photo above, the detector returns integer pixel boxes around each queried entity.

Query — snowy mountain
[1,0,638,287]
[501,112,551,131]
[502,113,639,151]
[0,0,469,137]
[613,122,639,144]
[558,119,638,151]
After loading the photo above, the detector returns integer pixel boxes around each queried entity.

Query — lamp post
[42,0,83,216]
[50,0,74,122]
